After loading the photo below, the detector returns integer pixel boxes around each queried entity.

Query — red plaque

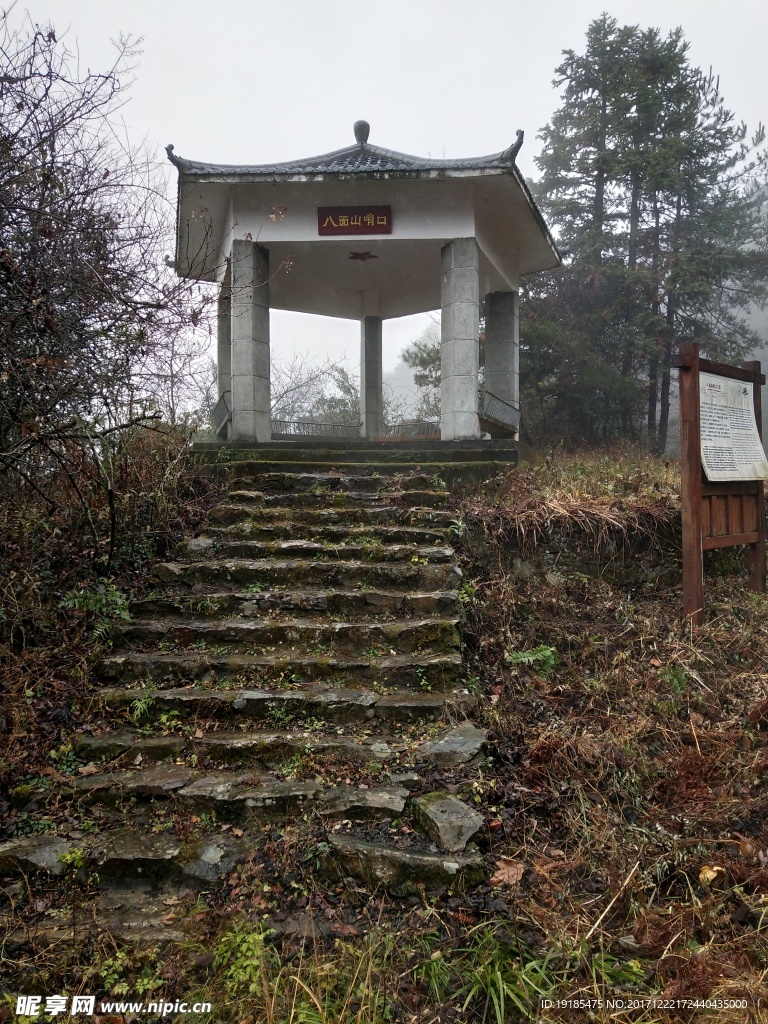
[318,205,392,236]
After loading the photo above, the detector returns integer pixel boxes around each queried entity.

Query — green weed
[211,921,394,1022]
[455,928,557,1023]
[658,663,687,695]
[60,578,130,643]
[49,743,78,775]
[414,666,432,691]
[505,644,559,677]
[158,709,181,732]
[449,517,467,539]
[59,847,88,869]
[12,813,57,837]
[129,695,155,724]
[266,705,293,726]
[99,948,164,998]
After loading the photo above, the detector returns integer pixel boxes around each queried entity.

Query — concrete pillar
[484,290,519,409]
[230,240,271,442]
[360,316,383,439]
[216,264,231,405]
[440,238,480,440]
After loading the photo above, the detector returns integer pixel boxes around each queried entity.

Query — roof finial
[499,130,525,165]
[353,120,370,145]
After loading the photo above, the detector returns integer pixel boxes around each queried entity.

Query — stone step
[70,769,410,823]
[1,884,189,948]
[23,721,478,798]
[0,835,485,913]
[96,685,461,727]
[192,440,519,464]
[2,782,483,893]
[229,471,442,493]
[221,461,505,487]
[71,768,322,820]
[214,503,456,527]
[130,589,460,621]
[0,832,242,891]
[149,558,461,592]
[97,650,463,691]
[75,729,186,763]
[194,729,400,766]
[322,834,484,894]
[0,835,74,876]
[198,522,451,545]
[226,489,451,509]
[74,727,402,767]
[183,537,455,563]
[0,434,503,926]
[227,460,457,475]
[118,616,461,656]
[21,723,483,806]
[93,833,249,885]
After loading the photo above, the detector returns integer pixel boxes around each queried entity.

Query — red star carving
[348,251,377,261]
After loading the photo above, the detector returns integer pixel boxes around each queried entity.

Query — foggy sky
[14,0,768,371]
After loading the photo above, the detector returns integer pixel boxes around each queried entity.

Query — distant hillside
[383,359,419,420]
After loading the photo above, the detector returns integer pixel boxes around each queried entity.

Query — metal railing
[216,393,518,439]
[212,392,231,436]
[270,420,362,439]
[478,389,520,430]
[383,419,440,438]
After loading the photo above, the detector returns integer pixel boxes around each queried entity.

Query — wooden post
[745,359,767,593]
[678,342,703,625]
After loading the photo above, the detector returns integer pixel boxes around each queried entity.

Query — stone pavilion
[167,121,560,443]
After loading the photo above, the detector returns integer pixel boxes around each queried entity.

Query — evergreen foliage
[525,14,768,448]
[401,322,441,420]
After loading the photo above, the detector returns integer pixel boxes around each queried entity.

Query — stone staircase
[1,441,518,946]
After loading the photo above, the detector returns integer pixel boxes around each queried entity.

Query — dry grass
[455,447,768,1020]
[464,445,680,555]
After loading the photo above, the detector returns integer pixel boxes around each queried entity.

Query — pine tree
[528,16,768,448]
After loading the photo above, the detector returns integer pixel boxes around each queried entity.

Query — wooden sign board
[673,341,767,624]
[317,205,392,236]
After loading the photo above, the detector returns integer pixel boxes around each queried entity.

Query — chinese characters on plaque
[699,372,768,481]
[317,206,392,236]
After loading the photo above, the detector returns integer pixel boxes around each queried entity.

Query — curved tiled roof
[166,129,525,179]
